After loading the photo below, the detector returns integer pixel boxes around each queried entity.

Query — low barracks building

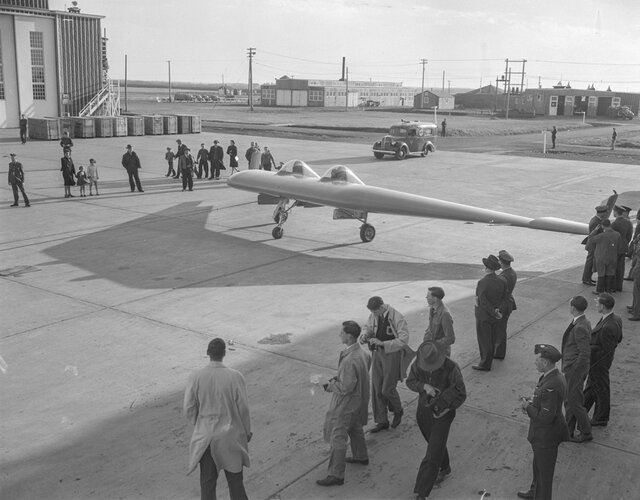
[0,0,105,127]
[261,76,421,108]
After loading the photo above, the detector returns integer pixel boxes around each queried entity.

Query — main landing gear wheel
[360,223,376,243]
[272,226,284,239]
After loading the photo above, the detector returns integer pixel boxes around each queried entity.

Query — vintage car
[372,121,437,160]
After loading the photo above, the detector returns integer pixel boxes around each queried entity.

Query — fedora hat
[416,341,446,371]
[482,254,501,271]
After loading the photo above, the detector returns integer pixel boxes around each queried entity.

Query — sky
[50,0,640,92]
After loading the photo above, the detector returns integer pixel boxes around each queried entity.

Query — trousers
[371,349,402,423]
[199,446,248,500]
[530,445,559,500]
[11,182,29,205]
[563,366,591,436]
[414,405,454,497]
[583,358,613,423]
[126,168,143,192]
[476,317,500,369]
[327,412,368,479]
[494,311,512,359]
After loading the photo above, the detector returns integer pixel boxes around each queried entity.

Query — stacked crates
[126,116,144,136]
[143,115,164,135]
[94,117,113,138]
[73,117,95,138]
[27,118,60,140]
[111,116,128,137]
[163,115,177,135]
[176,115,191,134]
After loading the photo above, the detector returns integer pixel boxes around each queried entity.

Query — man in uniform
[518,344,569,500]
[196,143,209,179]
[406,341,466,499]
[184,338,251,500]
[586,219,626,294]
[422,286,455,357]
[473,254,507,371]
[582,205,608,285]
[359,296,413,432]
[121,144,144,193]
[209,140,225,180]
[19,114,28,144]
[317,321,370,487]
[174,139,188,179]
[561,296,592,443]
[8,153,30,207]
[495,250,517,360]
[611,205,634,291]
[583,293,623,426]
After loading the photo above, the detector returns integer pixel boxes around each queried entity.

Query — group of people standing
[183,235,633,500]
[59,133,101,198]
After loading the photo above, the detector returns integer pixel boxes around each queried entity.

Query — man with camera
[406,341,466,499]
[317,321,371,487]
[359,296,413,432]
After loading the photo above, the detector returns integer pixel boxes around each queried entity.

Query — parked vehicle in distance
[372,121,437,160]
[359,99,381,108]
[608,105,634,120]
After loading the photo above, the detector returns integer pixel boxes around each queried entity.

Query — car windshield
[389,126,408,137]
[276,159,321,179]
[319,165,365,185]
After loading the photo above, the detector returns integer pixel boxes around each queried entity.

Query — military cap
[482,254,501,271]
[125,144,132,149]
[534,344,561,363]
[10,153,16,157]
[595,205,608,213]
[498,250,514,262]
[620,205,632,213]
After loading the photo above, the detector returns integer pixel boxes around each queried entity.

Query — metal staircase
[79,79,120,117]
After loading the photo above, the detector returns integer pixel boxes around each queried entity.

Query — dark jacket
[8,161,25,185]
[525,368,569,448]
[406,357,466,416]
[589,313,622,371]
[611,216,634,244]
[197,148,209,163]
[475,272,507,321]
[121,151,141,170]
[586,227,627,264]
[561,315,591,373]
[499,267,518,314]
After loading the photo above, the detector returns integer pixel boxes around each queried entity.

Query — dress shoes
[517,489,534,499]
[569,433,593,443]
[590,420,608,427]
[472,365,490,371]
[369,421,389,433]
[316,475,344,486]
[434,466,451,485]
[391,410,403,428]
[582,280,596,286]
[345,457,369,465]
[629,317,640,321]
[10,203,18,207]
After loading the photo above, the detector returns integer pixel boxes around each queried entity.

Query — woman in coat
[60,150,76,198]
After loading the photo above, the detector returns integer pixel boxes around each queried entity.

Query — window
[309,90,323,102]
[30,31,45,100]
[0,35,4,100]
[262,88,275,100]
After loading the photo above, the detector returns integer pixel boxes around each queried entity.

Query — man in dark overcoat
[121,144,144,193]
[196,143,209,179]
[495,250,517,360]
[561,295,592,443]
[518,344,569,500]
[209,140,225,180]
[472,254,507,371]
[583,293,623,426]
[611,205,634,291]
[581,205,608,285]
[586,219,626,293]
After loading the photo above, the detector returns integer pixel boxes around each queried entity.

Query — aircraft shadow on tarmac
[42,201,542,289]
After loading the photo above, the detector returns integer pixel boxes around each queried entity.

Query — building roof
[457,84,503,95]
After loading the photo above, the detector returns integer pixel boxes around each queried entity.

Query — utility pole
[167,60,172,103]
[247,47,256,111]
[420,58,427,108]
[442,70,445,93]
[124,54,128,111]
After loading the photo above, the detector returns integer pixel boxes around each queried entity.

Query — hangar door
[276,90,308,106]
[277,90,291,106]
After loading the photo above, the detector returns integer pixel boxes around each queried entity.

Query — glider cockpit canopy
[320,165,365,185]
[277,159,321,179]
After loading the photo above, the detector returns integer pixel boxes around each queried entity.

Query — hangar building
[0,0,106,128]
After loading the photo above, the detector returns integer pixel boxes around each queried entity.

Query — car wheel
[374,152,384,159]
[395,146,407,160]
[421,145,429,157]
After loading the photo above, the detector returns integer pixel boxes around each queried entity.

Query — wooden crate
[126,116,144,136]
[72,117,95,138]
[27,118,60,140]
[111,116,128,136]
[57,117,75,138]
[176,115,191,134]
[190,115,201,133]
[163,115,177,135]
[94,117,113,138]
[143,115,164,135]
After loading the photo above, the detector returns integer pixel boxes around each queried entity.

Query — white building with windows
[0,0,105,128]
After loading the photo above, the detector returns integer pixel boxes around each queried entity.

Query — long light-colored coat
[323,343,371,443]
[183,361,251,475]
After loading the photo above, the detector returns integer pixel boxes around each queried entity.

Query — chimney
[340,57,345,81]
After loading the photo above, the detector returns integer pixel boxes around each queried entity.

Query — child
[87,158,99,196]
[165,147,176,177]
[76,166,88,197]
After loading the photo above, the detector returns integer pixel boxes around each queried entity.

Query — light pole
[167,60,172,102]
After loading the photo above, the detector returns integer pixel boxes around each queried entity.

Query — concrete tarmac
[1,130,639,500]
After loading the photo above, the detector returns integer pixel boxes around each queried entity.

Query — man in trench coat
[184,338,252,500]
[317,320,371,487]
